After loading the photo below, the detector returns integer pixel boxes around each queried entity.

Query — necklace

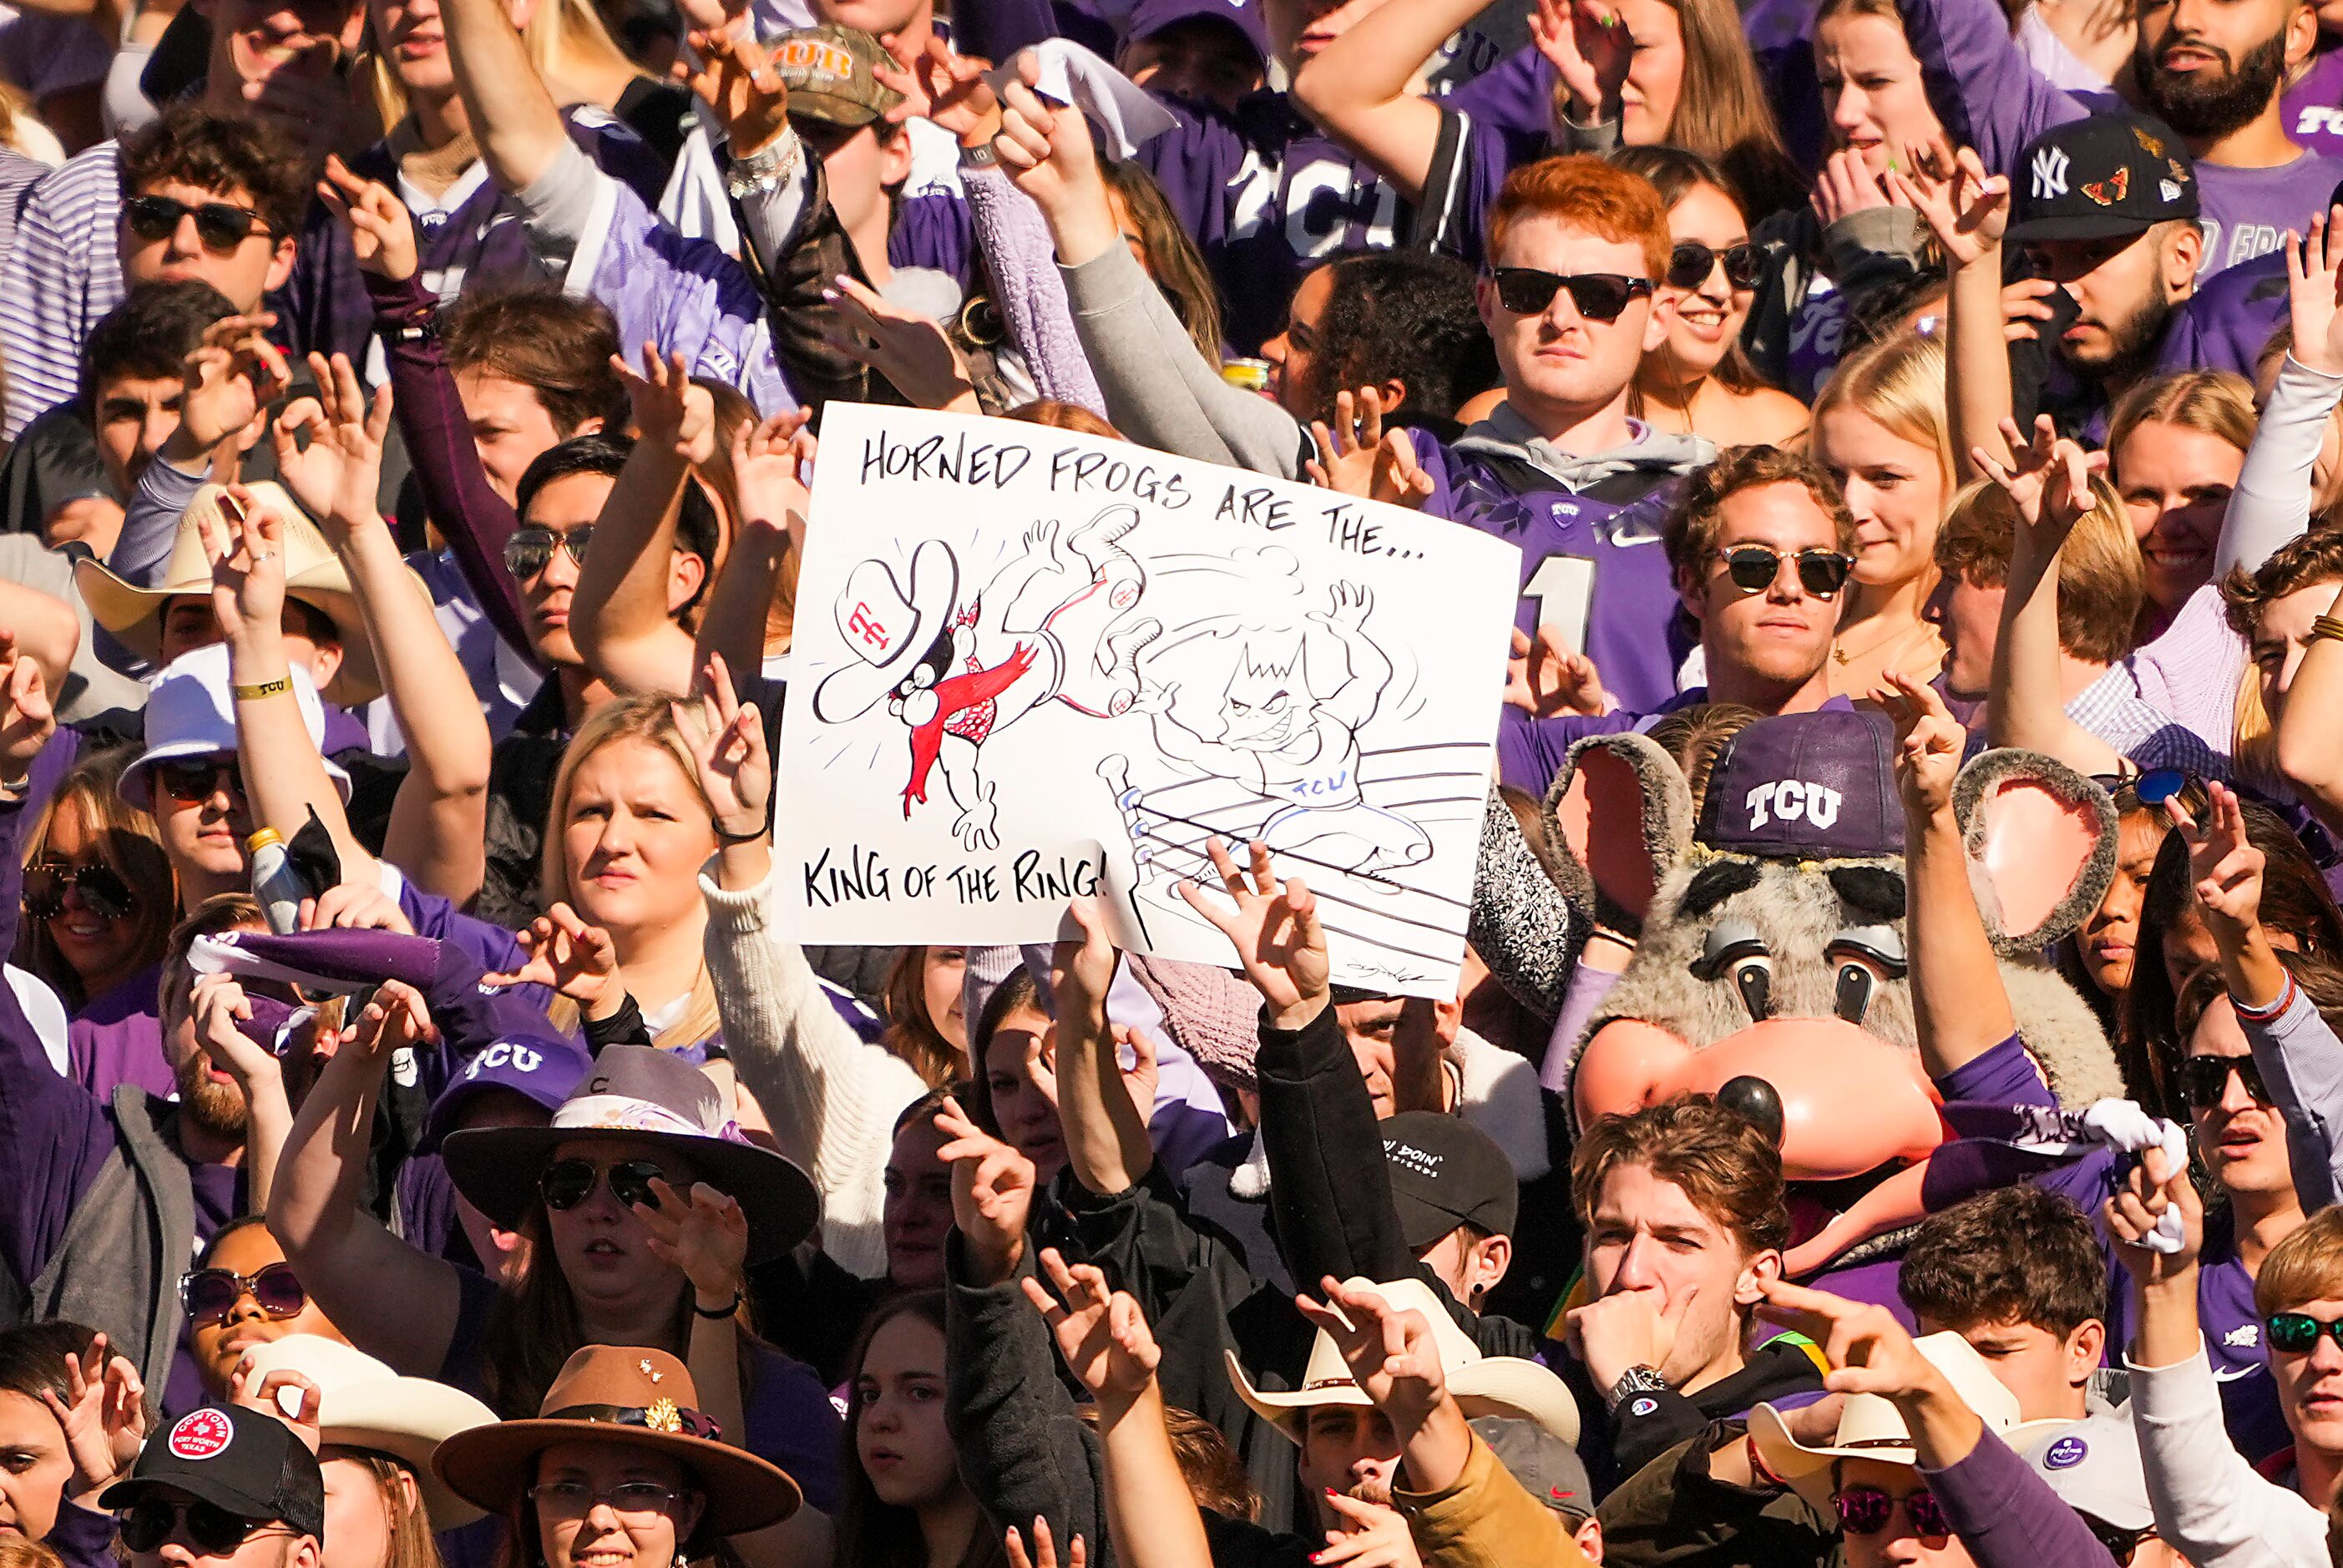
[1831,617,1930,668]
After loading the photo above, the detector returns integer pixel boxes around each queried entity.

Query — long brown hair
[1652,0,1806,220]
[1610,144,1771,402]
[880,948,964,1088]
[834,1293,1004,1568]
[14,743,175,1008]
[1099,157,1225,364]
[331,1453,442,1568]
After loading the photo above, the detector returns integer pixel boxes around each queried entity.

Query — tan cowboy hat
[1225,1276,1580,1447]
[431,1346,799,1536]
[235,1334,498,1530]
[70,481,429,708]
[1749,1331,2073,1510]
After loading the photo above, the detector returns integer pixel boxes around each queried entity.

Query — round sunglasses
[1667,241,1762,291]
[179,1262,307,1328]
[1714,544,1855,598]
[22,861,134,923]
[1832,1485,1950,1540]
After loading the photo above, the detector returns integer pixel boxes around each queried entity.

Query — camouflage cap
[767,23,903,128]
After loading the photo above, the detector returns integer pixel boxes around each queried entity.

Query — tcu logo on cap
[168,1409,235,1460]
[1743,780,1843,831]
[467,1041,546,1079]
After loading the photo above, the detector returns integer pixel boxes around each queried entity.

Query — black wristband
[583,993,653,1054]
[693,1292,742,1319]
[713,822,767,846]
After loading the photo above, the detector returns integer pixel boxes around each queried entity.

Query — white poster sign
[773,404,1520,998]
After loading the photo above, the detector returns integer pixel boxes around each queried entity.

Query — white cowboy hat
[1225,1276,1580,1447]
[71,481,431,708]
[811,538,959,723]
[1749,1331,2072,1510]
[235,1334,498,1529]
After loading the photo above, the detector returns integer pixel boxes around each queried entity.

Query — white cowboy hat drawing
[812,539,959,723]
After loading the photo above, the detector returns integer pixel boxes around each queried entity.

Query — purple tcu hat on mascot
[1695,709,1904,861]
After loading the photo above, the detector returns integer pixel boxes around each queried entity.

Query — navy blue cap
[1696,709,1904,860]
[423,1031,591,1151]
[1125,0,1268,65]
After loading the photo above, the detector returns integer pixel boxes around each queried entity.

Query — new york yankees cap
[1694,708,1903,861]
[2009,112,2199,244]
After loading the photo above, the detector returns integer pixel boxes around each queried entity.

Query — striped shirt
[0,139,119,438]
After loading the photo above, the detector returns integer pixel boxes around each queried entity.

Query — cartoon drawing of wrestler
[813,506,1160,850]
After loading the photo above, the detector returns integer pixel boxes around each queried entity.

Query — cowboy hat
[235,1335,498,1530]
[1225,1277,1580,1447]
[1749,1332,2072,1510]
[811,539,959,723]
[71,481,431,707]
[438,1045,819,1263]
[431,1346,799,1536]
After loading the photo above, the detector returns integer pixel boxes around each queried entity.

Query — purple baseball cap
[1695,709,1905,860]
[1124,0,1269,67]
[423,1030,591,1151]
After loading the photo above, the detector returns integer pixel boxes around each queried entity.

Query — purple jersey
[2285,47,2343,158]
[1417,104,1526,268]
[2158,245,2289,377]
[2199,148,2343,274]
[888,188,977,291]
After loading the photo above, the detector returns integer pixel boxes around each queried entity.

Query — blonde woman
[1809,329,1958,698]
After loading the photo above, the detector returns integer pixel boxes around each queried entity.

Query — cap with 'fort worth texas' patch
[101,1407,326,1540]
[2009,113,2199,244]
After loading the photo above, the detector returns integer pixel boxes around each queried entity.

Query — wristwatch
[1609,1365,1671,1409]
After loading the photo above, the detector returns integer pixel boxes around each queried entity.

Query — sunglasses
[180,1262,307,1328]
[504,525,593,579]
[22,861,133,922]
[153,759,245,806]
[1832,1485,1951,1540]
[2179,1052,2272,1110]
[1667,241,1763,291]
[124,195,273,253]
[539,1157,669,1213]
[118,1500,276,1555]
[2267,1311,2343,1353]
[1715,544,1855,597]
[1489,267,1654,321]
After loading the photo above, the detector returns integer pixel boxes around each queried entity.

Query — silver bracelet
[725,129,802,203]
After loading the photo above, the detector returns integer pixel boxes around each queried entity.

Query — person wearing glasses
[102,1403,326,1568]
[180,1221,349,1403]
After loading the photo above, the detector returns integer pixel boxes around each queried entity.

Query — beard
[2060,286,2178,386]
[174,1047,250,1142]
[2135,25,2289,139]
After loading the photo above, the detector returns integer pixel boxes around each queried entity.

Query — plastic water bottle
[247,828,306,934]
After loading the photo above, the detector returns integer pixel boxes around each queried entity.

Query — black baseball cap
[102,1407,326,1540]
[2008,113,2199,244]
[1383,1111,1518,1247]
[1472,1416,1593,1520]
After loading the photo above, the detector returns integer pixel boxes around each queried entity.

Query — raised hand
[226,1363,323,1452]
[1293,1276,1450,1434]
[1876,669,1963,822]
[2104,1142,2202,1283]
[1755,1277,1947,1405]
[179,315,291,456]
[2179,780,2265,938]
[1885,144,2007,270]
[316,158,418,282]
[1050,893,1118,1032]
[993,53,1114,258]
[348,979,438,1060]
[821,276,978,411]
[1004,1519,1086,1568]
[1529,0,1632,124]
[877,34,999,142]
[298,882,417,933]
[199,486,289,650]
[1564,1283,1679,1395]
[1503,624,1613,717]
[935,1095,1036,1283]
[190,974,286,1095]
[1306,392,1436,510]
[482,903,622,1016]
[677,653,770,842]
[678,28,790,158]
[1810,147,1893,228]
[614,343,716,467]
[635,1178,749,1307]
[43,1334,146,1495]
[1971,413,2101,542]
[1315,1494,1425,1567]
[2286,205,2343,377]
[274,352,393,538]
[0,635,55,787]
[1177,839,1330,1029]
[1023,1247,1161,1415]
[730,409,816,556]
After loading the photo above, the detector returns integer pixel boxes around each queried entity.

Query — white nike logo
[2212,1364,2264,1383]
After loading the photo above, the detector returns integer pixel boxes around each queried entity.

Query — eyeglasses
[119,1499,281,1555]
[504,526,593,579]
[1831,1485,1951,1540]
[1667,241,1763,291]
[1714,544,1855,598]
[2266,1311,2343,1353]
[153,759,245,806]
[2178,1052,2272,1110]
[180,1262,307,1328]
[22,861,134,922]
[526,1480,685,1520]
[538,1157,669,1213]
[1489,267,1655,321]
[124,195,273,253]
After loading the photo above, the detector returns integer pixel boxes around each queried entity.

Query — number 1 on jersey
[1524,554,1596,655]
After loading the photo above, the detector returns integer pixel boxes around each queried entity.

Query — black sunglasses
[124,195,273,253]
[180,1262,307,1328]
[2179,1052,2271,1110]
[2268,1310,2343,1353]
[504,525,593,579]
[539,1157,668,1213]
[1716,544,1855,597]
[1832,1485,1950,1539]
[22,861,134,923]
[153,759,245,806]
[1667,240,1763,291]
[2082,1516,2142,1566]
[1489,267,1654,321]
[119,1500,275,1555]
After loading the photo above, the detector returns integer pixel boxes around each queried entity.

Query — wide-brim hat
[1226,1277,1579,1447]
[810,538,959,724]
[438,1044,819,1262]
[235,1336,498,1530]
[70,481,432,707]
[431,1347,798,1536]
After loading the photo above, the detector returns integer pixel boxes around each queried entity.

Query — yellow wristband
[231,676,292,701]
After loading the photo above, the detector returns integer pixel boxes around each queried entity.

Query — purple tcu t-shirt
[64,961,171,1103]
[2283,47,2343,159]
[2158,245,2290,377]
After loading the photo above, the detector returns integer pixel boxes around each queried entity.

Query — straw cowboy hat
[235,1334,498,1529]
[811,538,959,723]
[438,1044,819,1263]
[1225,1277,1580,1446]
[71,481,430,708]
[432,1346,799,1535]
